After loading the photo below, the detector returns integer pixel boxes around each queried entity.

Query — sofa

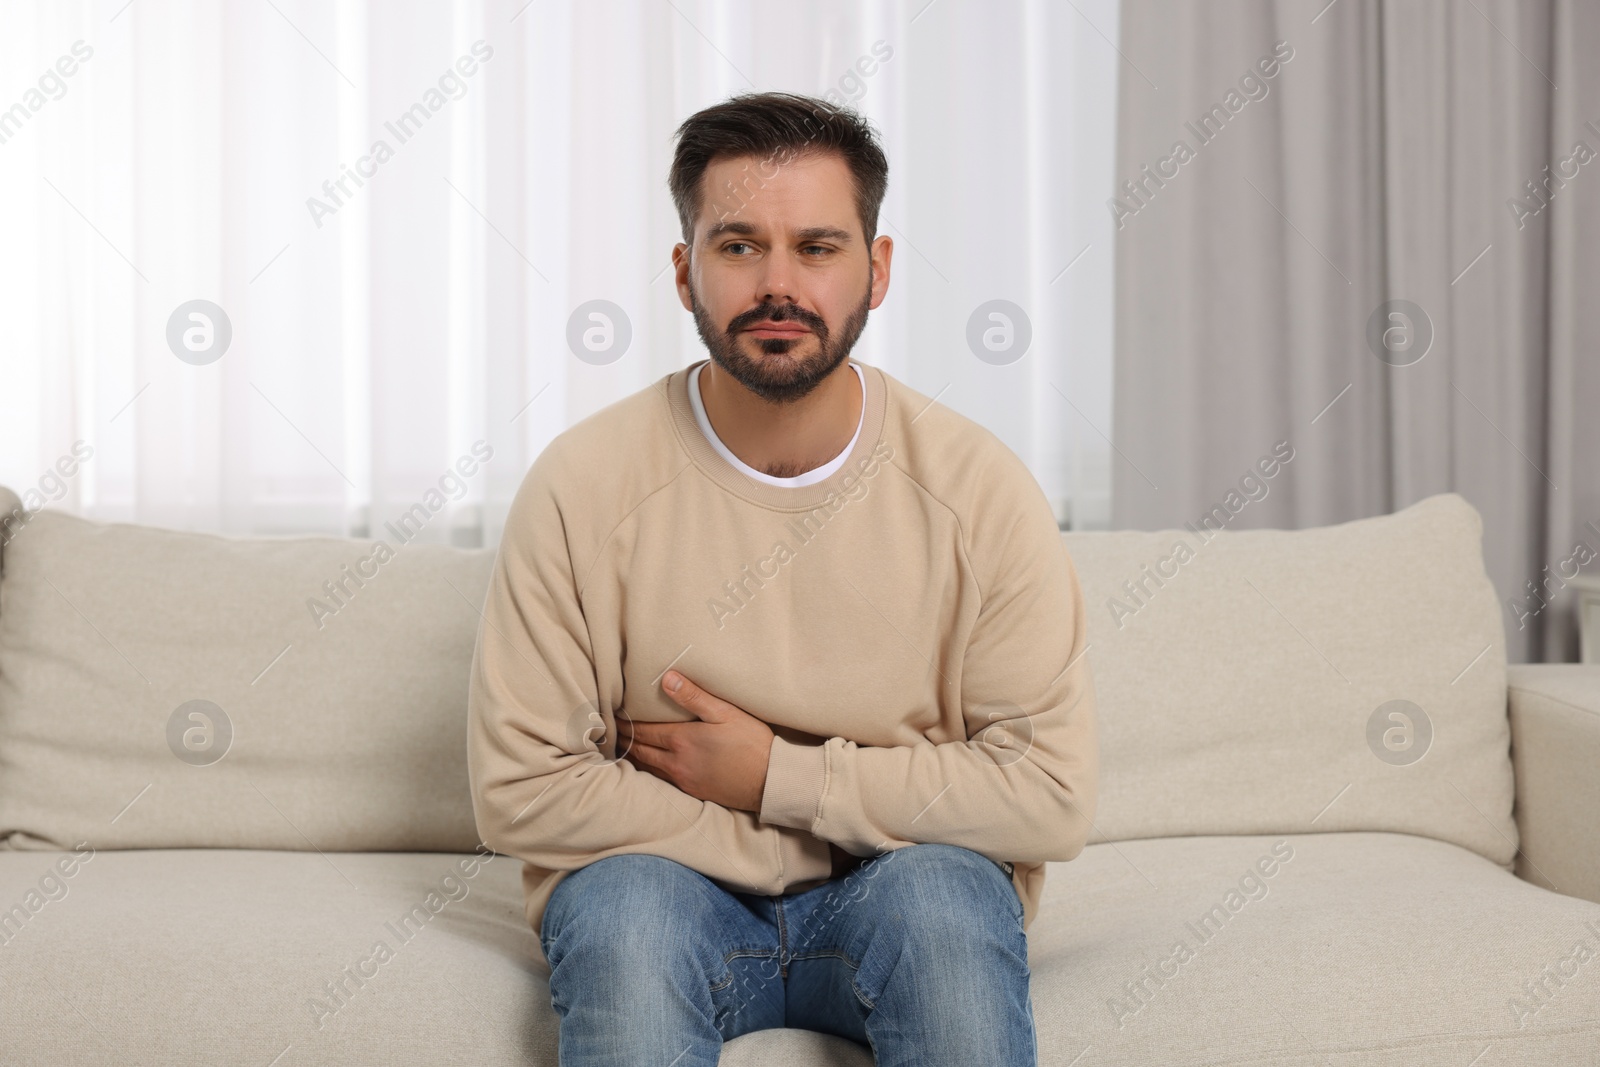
[1,483,1596,1066]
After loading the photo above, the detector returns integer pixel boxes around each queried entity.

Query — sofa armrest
[1508,664,1600,904]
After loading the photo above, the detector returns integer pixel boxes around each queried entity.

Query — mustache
[729,304,826,333]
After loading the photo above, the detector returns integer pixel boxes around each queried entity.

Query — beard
[688,269,873,404]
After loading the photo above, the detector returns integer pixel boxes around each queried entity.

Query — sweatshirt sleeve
[756,457,1099,866]
[467,453,815,892]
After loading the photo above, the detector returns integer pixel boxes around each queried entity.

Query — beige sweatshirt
[466,357,1098,971]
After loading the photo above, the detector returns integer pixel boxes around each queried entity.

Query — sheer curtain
[0,0,1119,548]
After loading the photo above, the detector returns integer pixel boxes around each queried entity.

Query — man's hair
[668,91,889,250]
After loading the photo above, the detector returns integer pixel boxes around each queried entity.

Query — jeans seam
[785,947,860,964]
[710,948,778,993]
[787,948,875,1010]
[849,960,875,1012]
[773,897,790,976]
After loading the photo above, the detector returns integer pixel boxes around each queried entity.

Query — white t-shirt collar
[687,360,865,488]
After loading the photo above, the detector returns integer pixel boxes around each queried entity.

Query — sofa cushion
[0,498,493,852]
[0,846,864,1066]
[1028,832,1600,1065]
[0,847,560,1065]
[1061,492,1517,866]
[1,834,1595,1065]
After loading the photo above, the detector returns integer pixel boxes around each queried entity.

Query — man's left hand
[618,671,775,813]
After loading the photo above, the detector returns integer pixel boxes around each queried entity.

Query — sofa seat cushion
[1031,832,1600,1066]
[0,848,559,1065]
[2,834,1597,1066]
[0,845,867,1066]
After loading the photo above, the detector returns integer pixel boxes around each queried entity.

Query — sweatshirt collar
[665,358,889,511]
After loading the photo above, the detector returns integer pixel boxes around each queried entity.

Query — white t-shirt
[687,360,865,488]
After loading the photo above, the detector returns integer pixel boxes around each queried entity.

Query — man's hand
[617,671,775,813]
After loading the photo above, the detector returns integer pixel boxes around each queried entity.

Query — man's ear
[868,234,893,310]
[673,244,694,312]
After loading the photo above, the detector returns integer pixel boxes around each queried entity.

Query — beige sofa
[1,484,1596,1065]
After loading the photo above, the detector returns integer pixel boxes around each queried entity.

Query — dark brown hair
[668,91,889,249]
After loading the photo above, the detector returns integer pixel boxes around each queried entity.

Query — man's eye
[725,242,752,255]
[802,246,830,256]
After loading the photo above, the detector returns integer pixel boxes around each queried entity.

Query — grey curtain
[1110,0,1600,663]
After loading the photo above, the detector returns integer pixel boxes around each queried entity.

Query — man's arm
[465,455,815,892]
[756,468,1099,865]
[619,459,1099,866]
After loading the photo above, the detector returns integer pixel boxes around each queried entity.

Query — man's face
[673,150,892,404]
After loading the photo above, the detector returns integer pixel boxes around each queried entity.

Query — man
[466,90,1098,1066]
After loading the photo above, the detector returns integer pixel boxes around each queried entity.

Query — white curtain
[0,0,1119,547]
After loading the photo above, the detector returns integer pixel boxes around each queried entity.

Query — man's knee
[845,847,1028,1014]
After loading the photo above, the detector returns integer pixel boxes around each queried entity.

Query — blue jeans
[540,842,1037,1066]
